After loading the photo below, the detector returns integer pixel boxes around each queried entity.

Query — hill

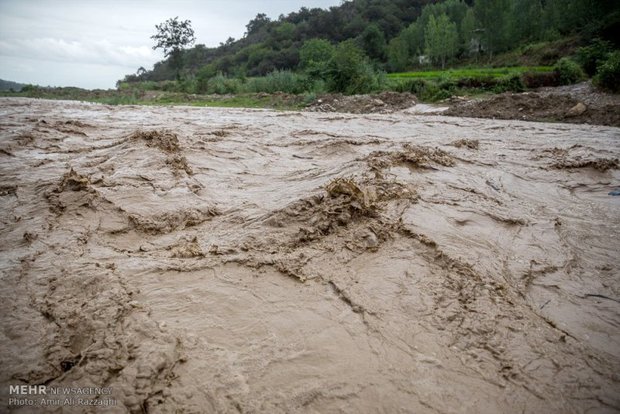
[123,0,619,84]
[0,79,26,92]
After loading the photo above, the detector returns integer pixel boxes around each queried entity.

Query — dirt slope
[445,82,620,127]
[1,98,619,413]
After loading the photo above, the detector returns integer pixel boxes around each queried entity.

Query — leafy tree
[459,8,476,53]
[326,40,380,94]
[274,22,296,41]
[474,0,509,57]
[299,39,334,78]
[359,24,386,61]
[509,0,543,44]
[594,51,620,92]
[425,14,458,69]
[577,39,613,76]
[151,17,196,80]
[387,36,410,71]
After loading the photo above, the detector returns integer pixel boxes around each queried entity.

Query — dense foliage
[594,51,620,92]
[120,0,620,94]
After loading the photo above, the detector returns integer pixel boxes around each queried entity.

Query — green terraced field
[388,66,553,80]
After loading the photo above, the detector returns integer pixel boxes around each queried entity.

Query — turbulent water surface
[1,98,619,413]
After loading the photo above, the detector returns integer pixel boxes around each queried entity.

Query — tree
[151,17,196,80]
[299,38,334,78]
[326,40,380,94]
[425,14,458,69]
[474,0,509,57]
[359,24,386,61]
[387,36,410,72]
[509,0,543,44]
[245,13,271,36]
[460,8,476,54]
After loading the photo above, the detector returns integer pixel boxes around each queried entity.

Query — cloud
[0,37,159,69]
[0,0,341,89]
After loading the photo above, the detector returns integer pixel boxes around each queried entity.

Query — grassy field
[387,66,553,80]
[0,89,307,110]
[0,64,560,108]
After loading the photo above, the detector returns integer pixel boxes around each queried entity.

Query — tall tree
[299,38,335,78]
[425,14,458,69]
[387,36,410,71]
[510,0,543,44]
[460,8,476,54]
[474,0,509,57]
[359,24,387,61]
[151,17,195,80]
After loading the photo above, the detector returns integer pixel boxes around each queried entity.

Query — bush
[389,79,452,102]
[594,51,620,93]
[205,73,241,94]
[244,70,311,94]
[554,58,586,85]
[391,78,425,94]
[299,39,334,79]
[576,39,613,77]
[178,79,197,94]
[325,41,382,94]
[494,74,525,93]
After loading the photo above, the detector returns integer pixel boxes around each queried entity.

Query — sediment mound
[130,129,181,152]
[130,129,193,176]
[366,144,455,172]
[445,91,620,127]
[307,92,417,114]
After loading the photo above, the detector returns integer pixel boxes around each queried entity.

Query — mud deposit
[1,98,619,413]
[445,89,620,127]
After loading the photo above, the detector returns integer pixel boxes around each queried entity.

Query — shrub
[431,88,452,101]
[325,41,382,94]
[195,65,217,93]
[392,78,428,95]
[494,74,525,93]
[576,39,613,77]
[21,84,38,92]
[437,79,458,94]
[302,92,317,106]
[244,70,311,94]
[594,51,620,93]
[389,79,446,102]
[205,73,241,94]
[554,58,586,85]
[179,79,197,94]
[299,39,334,79]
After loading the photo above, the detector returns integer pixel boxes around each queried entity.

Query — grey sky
[0,0,341,89]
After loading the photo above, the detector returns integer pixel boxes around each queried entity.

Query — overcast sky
[0,0,341,89]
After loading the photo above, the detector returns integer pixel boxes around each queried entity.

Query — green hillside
[122,0,619,87]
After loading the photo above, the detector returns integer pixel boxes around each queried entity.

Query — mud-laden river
[1,98,619,413]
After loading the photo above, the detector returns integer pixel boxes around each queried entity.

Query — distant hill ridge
[0,79,26,92]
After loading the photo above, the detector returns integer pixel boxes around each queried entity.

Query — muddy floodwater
[1,98,619,413]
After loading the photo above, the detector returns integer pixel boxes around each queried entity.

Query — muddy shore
[444,82,620,127]
[1,98,619,413]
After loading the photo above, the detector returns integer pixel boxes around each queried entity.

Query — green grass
[387,66,553,80]
[0,90,304,110]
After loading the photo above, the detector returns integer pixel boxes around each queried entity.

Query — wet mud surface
[445,83,620,127]
[1,98,619,413]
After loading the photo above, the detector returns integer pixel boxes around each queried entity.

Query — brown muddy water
[0,98,619,413]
